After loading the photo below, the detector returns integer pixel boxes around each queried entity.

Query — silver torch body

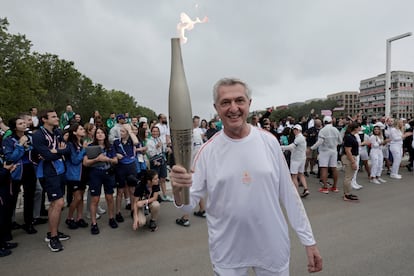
[168,38,192,205]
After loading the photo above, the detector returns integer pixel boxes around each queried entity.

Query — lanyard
[40,126,57,149]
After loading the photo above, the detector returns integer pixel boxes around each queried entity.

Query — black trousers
[11,164,37,226]
[0,174,13,246]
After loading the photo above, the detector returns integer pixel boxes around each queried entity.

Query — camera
[143,203,150,216]
[24,130,32,145]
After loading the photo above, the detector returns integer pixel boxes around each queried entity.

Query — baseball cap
[373,122,385,129]
[139,117,148,123]
[116,114,126,121]
[293,124,302,131]
[323,116,332,123]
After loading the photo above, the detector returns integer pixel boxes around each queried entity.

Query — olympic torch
[168,38,192,204]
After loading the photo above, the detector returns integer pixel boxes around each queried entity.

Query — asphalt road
[1,166,414,276]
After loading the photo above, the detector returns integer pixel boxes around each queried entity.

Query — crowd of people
[261,112,414,202]
[0,105,223,256]
[0,99,413,262]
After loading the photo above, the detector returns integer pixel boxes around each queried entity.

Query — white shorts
[318,151,338,167]
[290,159,305,174]
[213,265,289,276]
[359,148,369,161]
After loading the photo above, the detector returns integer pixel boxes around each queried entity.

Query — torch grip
[170,129,192,205]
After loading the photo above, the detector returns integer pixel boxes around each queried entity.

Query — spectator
[281,124,310,197]
[132,169,160,232]
[3,117,37,234]
[32,110,71,252]
[109,114,126,144]
[64,124,88,230]
[341,122,361,201]
[113,124,139,222]
[311,116,342,194]
[205,120,218,140]
[146,126,172,202]
[106,112,116,130]
[83,127,119,235]
[60,104,75,129]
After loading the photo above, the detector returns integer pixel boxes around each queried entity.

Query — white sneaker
[370,179,381,184]
[352,182,363,189]
[164,195,174,202]
[97,206,106,215]
[390,174,402,179]
[377,177,387,183]
[86,213,101,220]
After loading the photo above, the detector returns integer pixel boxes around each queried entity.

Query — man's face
[193,118,200,128]
[214,83,251,132]
[160,115,168,124]
[74,114,81,122]
[24,115,33,127]
[44,112,59,127]
[66,105,72,112]
[31,108,37,116]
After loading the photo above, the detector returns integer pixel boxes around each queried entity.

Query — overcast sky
[2,0,414,119]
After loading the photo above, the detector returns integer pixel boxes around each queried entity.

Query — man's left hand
[306,244,323,273]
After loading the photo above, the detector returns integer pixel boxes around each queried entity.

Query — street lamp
[385,32,412,117]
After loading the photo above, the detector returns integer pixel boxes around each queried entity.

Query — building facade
[327,91,359,116]
[359,71,414,119]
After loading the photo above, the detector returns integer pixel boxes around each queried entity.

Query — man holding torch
[171,78,322,275]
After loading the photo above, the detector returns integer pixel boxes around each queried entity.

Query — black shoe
[406,164,413,172]
[0,248,12,257]
[45,232,70,242]
[176,217,190,227]
[193,211,206,218]
[309,171,316,175]
[109,218,118,229]
[344,194,359,202]
[301,189,310,198]
[115,212,124,223]
[91,223,100,235]
[32,217,48,225]
[304,172,309,177]
[48,236,64,252]
[21,224,37,234]
[65,219,79,230]
[76,218,88,228]
[125,203,131,210]
[11,221,21,230]
[149,220,158,231]
[4,242,18,249]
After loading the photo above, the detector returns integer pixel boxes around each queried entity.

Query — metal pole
[384,32,412,118]
[385,41,391,117]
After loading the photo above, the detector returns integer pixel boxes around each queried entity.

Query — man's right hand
[170,165,192,206]
[170,165,192,188]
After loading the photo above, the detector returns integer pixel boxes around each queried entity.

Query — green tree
[0,18,45,119]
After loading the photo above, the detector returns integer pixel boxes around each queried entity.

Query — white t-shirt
[281,133,306,162]
[192,127,204,162]
[179,126,316,272]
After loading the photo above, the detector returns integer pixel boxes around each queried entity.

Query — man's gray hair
[213,78,252,104]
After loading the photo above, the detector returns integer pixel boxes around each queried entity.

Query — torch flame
[177,12,208,44]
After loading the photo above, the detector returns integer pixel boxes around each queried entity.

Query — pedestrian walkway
[4,165,414,276]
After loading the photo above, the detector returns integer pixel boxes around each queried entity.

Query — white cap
[138,117,148,123]
[293,124,302,131]
[323,116,332,123]
[373,122,385,129]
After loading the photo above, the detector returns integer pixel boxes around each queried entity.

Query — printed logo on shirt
[242,171,252,185]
